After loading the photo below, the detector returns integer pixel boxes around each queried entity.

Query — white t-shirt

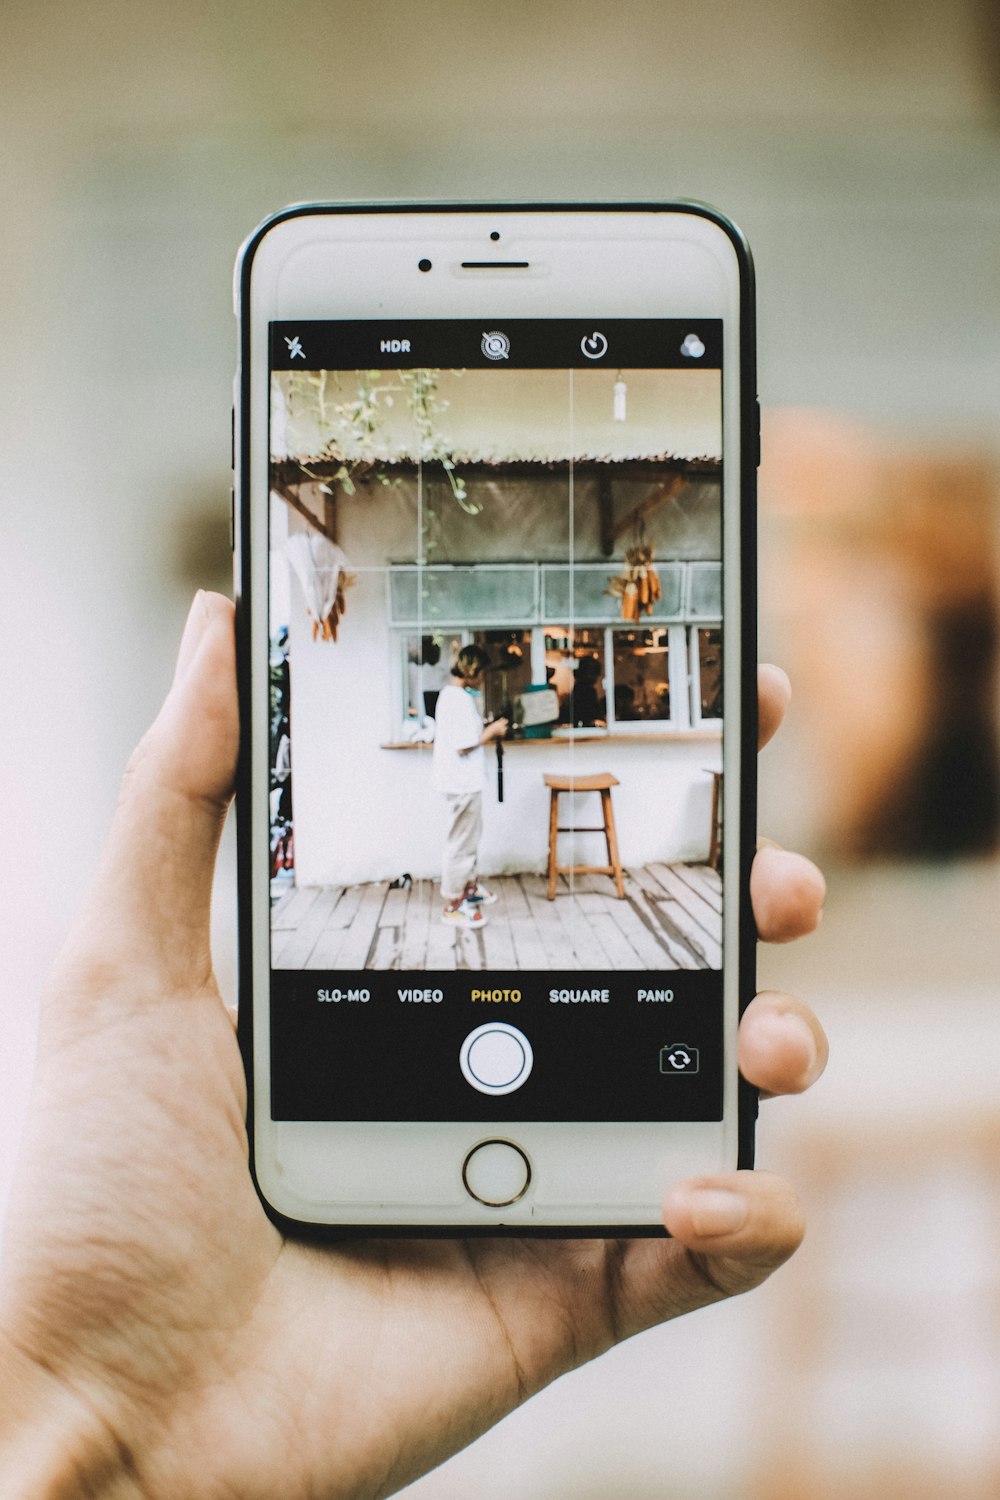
[432,683,486,794]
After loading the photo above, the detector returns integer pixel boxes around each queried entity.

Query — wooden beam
[322,487,337,542]
[272,482,338,546]
[612,473,687,545]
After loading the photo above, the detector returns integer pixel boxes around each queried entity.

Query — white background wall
[3,2,1000,1495]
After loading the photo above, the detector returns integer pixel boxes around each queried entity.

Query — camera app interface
[267,319,726,1122]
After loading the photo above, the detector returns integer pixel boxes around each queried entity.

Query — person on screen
[431,644,508,928]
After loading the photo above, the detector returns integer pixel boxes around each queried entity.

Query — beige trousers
[441,792,483,901]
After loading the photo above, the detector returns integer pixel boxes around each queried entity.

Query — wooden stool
[544,773,625,900]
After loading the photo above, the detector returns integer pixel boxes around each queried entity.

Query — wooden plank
[269,887,298,926]
[454,926,486,971]
[620,872,699,969]
[369,924,401,970]
[270,930,297,967]
[651,898,721,969]
[399,879,434,971]
[482,890,517,968]
[570,891,612,914]
[509,915,549,969]
[425,908,458,970]
[647,864,722,939]
[297,889,364,969]
[649,862,721,926]
[563,894,615,969]
[327,884,364,929]
[271,885,322,931]
[274,887,343,968]
[650,891,718,967]
[601,896,679,970]
[667,862,723,914]
[303,921,352,969]
[588,911,645,969]
[304,885,368,968]
[521,874,577,969]
[571,871,618,897]
[550,898,591,971]
[521,872,558,905]
[495,874,531,919]
[378,883,412,928]
[335,883,386,969]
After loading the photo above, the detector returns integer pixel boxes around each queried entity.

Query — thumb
[58,593,239,999]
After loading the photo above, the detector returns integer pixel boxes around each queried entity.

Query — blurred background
[2,2,999,1495]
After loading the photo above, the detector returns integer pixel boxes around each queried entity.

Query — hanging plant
[280,367,478,515]
[398,369,480,514]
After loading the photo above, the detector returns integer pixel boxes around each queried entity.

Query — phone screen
[266,318,725,1124]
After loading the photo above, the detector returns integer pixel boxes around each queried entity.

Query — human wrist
[0,1331,133,1499]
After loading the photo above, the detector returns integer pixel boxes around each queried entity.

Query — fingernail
[686,1189,748,1237]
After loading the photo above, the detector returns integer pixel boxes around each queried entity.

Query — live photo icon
[660,1042,699,1074]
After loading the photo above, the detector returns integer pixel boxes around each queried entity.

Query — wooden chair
[544,773,625,900]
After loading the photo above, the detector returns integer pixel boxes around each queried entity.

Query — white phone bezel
[237,206,748,1230]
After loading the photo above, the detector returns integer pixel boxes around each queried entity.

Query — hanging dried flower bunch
[285,531,357,643]
[606,543,663,621]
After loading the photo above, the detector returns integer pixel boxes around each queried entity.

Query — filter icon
[482,330,510,360]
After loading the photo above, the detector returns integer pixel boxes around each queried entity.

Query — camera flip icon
[659,1042,700,1075]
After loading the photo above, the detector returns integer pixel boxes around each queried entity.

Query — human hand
[0,594,826,1500]
[483,715,509,741]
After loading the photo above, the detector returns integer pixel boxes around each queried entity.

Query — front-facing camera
[418,258,432,272]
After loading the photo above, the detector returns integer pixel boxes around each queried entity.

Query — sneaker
[465,882,498,906]
[442,899,487,928]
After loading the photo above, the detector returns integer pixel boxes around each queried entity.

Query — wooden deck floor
[271,863,722,972]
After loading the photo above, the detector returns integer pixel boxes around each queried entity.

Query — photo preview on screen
[266,320,726,1124]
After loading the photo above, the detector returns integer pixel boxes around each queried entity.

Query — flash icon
[285,335,305,360]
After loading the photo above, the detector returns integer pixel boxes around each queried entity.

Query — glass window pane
[697,627,723,720]
[544,627,607,727]
[543,563,683,621]
[471,630,534,721]
[689,563,722,617]
[390,566,536,625]
[405,633,462,721]
[612,628,672,722]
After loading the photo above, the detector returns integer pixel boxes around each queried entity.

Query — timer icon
[580,330,608,359]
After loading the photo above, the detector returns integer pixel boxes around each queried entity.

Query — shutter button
[459,1022,533,1095]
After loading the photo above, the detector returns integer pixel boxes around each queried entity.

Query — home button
[462,1139,532,1207]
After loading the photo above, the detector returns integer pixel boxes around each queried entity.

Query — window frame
[388,562,722,739]
[688,622,723,730]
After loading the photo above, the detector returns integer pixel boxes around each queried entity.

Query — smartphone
[234,203,758,1234]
